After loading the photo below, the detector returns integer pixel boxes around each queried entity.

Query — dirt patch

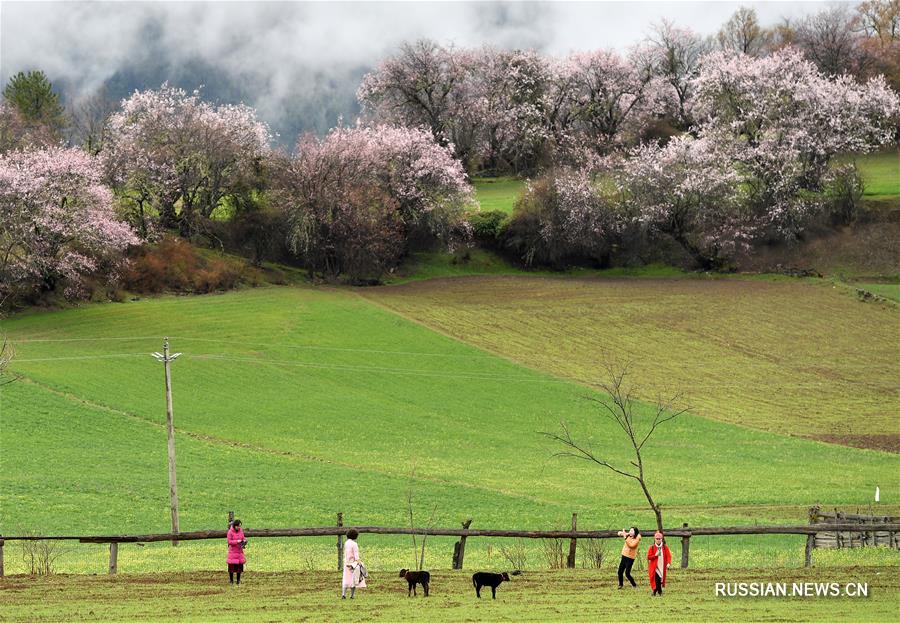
[811,433,900,453]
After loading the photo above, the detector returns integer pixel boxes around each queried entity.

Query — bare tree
[405,466,439,571]
[0,334,16,386]
[543,365,688,532]
[717,6,771,56]
[644,20,713,129]
[856,0,900,45]
[497,538,529,569]
[66,87,117,155]
[796,6,870,77]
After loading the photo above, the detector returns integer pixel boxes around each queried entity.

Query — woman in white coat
[341,529,367,599]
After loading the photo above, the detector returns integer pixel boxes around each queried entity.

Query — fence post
[228,510,234,527]
[805,534,814,567]
[453,519,473,569]
[681,523,690,569]
[336,513,344,572]
[566,513,577,569]
[0,535,4,577]
[109,542,118,575]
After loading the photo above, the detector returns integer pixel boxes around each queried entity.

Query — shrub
[467,210,509,245]
[503,170,620,268]
[497,539,529,569]
[541,538,568,569]
[823,164,864,227]
[581,539,607,569]
[122,237,244,294]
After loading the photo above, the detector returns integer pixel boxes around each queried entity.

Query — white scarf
[655,542,664,577]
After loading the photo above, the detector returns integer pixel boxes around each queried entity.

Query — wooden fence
[809,506,900,550]
[2,514,898,577]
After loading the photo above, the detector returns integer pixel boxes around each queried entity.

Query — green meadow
[845,150,900,199]
[1,285,898,576]
[472,176,526,213]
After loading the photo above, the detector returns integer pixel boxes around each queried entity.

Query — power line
[10,352,869,389]
[9,334,491,359]
[170,336,490,359]
[11,336,163,343]
[9,350,562,383]
[13,353,152,362]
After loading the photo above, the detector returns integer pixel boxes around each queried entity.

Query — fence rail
[4,523,899,543]
[2,521,898,576]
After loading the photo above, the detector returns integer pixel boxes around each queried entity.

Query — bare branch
[0,335,17,386]
[544,363,690,533]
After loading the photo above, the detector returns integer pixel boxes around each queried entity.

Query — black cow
[472,571,510,599]
[399,568,430,596]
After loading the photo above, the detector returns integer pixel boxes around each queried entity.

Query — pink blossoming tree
[692,47,899,238]
[0,146,138,301]
[274,125,472,281]
[103,84,272,238]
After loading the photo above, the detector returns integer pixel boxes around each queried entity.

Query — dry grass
[363,275,899,441]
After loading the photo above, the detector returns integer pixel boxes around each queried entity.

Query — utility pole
[153,338,182,546]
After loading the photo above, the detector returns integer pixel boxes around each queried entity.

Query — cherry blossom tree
[0,101,57,153]
[692,47,899,238]
[619,136,749,269]
[0,146,138,301]
[358,40,471,157]
[640,21,713,129]
[505,167,622,268]
[466,47,553,173]
[103,84,272,238]
[273,125,472,280]
[561,49,669,154]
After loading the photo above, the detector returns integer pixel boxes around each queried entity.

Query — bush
[823,164,864,227]
[467,210,509,245]
[502,171,620,269]
[122,237,244,294]
[580,539,607,569]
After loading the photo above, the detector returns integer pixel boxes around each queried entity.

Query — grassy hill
[2,286,898,575]
[363,275,899,445]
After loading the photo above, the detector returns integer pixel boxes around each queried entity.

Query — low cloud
[0,1,831,143]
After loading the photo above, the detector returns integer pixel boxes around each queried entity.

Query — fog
[0,1,837,142]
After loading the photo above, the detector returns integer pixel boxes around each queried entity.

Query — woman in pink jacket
[226,519,247,585]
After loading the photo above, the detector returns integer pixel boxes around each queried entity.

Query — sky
[0,1,846,140]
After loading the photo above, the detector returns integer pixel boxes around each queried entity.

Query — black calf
[472,571,510,599]
[399,569,430,596]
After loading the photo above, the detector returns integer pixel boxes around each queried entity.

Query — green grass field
[473,177,526,213]
[1,567,897,623]
[364,276,899,443]
[2,285,898,579]
[849,150,900,198]
[1,155,898,620]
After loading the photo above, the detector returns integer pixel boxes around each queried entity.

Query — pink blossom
[0,146,138,300]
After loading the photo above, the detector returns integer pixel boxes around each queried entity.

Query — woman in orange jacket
[616,527,641,588]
